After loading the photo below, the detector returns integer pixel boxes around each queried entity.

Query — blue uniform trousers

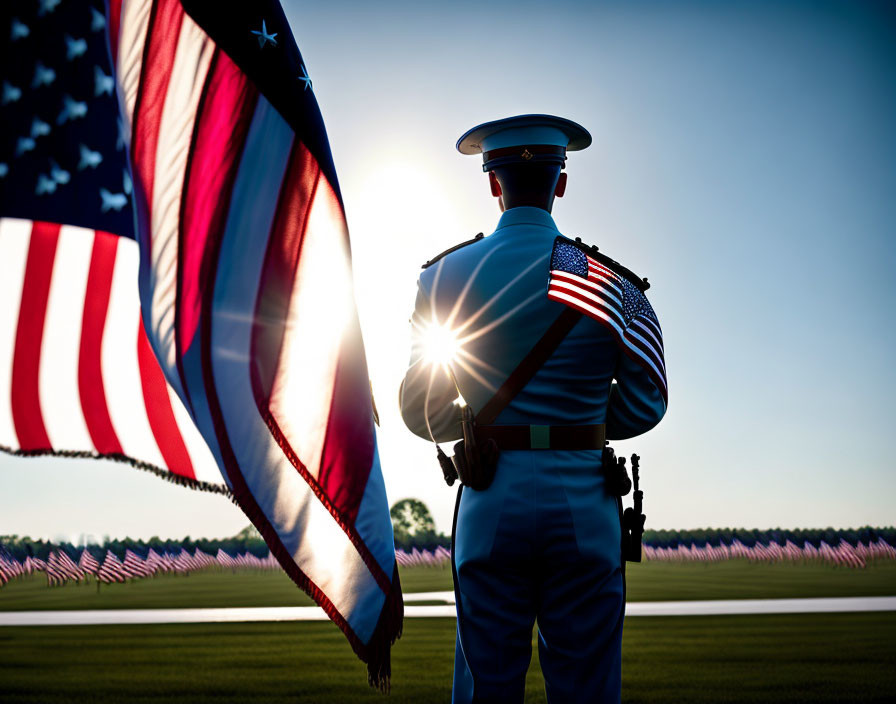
[452,448,624,704]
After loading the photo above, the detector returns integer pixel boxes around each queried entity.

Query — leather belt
[476,424,606,451]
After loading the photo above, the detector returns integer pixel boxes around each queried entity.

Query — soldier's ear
[555,172,567,198]
[488,171,502,198]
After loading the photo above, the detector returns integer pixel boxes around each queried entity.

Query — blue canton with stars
[550,237,658,328]
[0,2,134,238]
[620,276,658,327]
[550,240,588,278]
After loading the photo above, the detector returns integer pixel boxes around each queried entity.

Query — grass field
[1,562,894,702]
[1,559,894,611]
[0,614,894,703]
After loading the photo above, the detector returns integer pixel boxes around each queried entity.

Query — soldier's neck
[499,194,554,213]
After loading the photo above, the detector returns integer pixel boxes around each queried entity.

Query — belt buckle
[529,425,550,449]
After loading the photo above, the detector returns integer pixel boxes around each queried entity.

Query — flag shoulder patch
[547,235,667,401]
[421,232,485,269]
[552,236,650,292]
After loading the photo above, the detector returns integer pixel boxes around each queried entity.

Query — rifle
[603,446,646,563]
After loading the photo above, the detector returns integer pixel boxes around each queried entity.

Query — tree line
[643,526,896,549]
[0,524,268,563]
[4,503,893,560]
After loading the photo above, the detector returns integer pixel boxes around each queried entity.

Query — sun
[419,320,461,368]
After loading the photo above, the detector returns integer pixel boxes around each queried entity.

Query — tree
[390,499,443,550]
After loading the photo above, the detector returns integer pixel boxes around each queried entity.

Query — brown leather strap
[476,424,606,451]
[476,307,582,426]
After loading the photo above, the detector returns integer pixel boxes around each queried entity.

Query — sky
[1,0,894,541]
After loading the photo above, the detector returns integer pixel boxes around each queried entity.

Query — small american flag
[78,548,100,575]
[97,550,126,583]
[547,237,667,401]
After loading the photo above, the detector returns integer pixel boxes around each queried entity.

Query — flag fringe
[365,562,404,692]
[0,444,232,496]
[224,487,403,692]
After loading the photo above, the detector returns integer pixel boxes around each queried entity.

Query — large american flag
[547,237,667,401]
[0,0,401,685]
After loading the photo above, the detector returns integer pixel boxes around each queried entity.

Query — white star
[250,19,278,49]
[2,82,22,105]
[78,144,103,170]
[94,66,114,96]
[38,0,61,17]
[15,137,36,156]
[100,188,128,212]
[31,118,51,139]
[32,62,56,88]
[10,19,30,41]
[90,7,106,32]
[298,63,312,92]
[65,35,88,61]
[57,95,88,124]
[36,174,57,195]
[50,160,70,185]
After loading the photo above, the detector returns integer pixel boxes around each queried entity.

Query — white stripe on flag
[101,238,167,469]
[626,325,666,374]
[116,0,153,140]
[146,13,214,391]
[630,318,664,355]
[210,98,384,642]
[623,337,666,388]
[548,279,625,326]
[38,226,94,451]
[269,175,349,481]
[0,218,31,447]
[547,289,626,337]
[165,383,223,486]
[550,270,623,308]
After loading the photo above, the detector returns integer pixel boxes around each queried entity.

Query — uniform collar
[493,206,559,233]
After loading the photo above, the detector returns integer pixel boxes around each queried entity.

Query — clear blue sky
[1,0,894,541]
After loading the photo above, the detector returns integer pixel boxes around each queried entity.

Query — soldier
[399,115,667,703]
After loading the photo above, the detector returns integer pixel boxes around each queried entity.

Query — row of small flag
[394,546,451,568]
[643,538,896,569]
[0,547,280,587]
[4,537,893,588]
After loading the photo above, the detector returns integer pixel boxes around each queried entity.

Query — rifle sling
[475,307,583,427]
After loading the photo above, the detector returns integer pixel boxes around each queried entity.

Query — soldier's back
[419,206,620,428]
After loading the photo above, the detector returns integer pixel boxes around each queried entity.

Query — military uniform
[400,116,667,703]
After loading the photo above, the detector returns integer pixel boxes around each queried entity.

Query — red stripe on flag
[10,222,59,450]
[130,0,184,223]
[78,231,123,455]
[178,49,259,354]
[629,319,665,367]
[250,140,318,404]
[624,329,666,379]
[136,321,195,479]
[547,283,625,328]
[248,148,391,588]
[314,180,375,524]
[318,315,376,525]
[196,257,385,666]
[551,269,622,307]
[107,0,123,63]
[638,316,664,347]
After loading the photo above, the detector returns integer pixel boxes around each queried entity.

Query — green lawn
[0,614,893,703]
[1,560,894,611]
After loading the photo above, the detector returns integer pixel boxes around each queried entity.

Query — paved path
[1,595,894,626]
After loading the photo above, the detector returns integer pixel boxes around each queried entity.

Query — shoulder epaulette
[566,236,650,292]
[422,232,485,269]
